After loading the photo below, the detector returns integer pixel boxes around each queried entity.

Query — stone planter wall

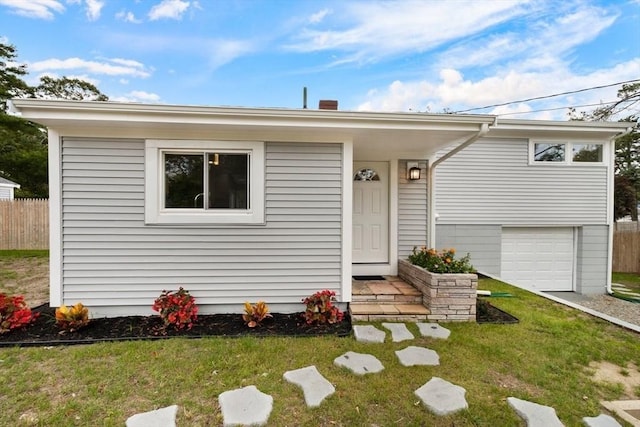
[398,258,477,322]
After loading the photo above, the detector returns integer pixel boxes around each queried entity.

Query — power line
[453,78,640,114]
[495,100,619,117]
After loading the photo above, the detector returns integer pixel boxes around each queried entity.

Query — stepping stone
[353,325,386,343]
[283,365,335,407]
[126,405,178,427]
[414,377,468,416]
[395,346,440,367]
[218,385,273,427]
[382,322,414,342]
[582,414,622,427]
[507,397,564,427]
[417,323,451,339]
[334,351,384,375]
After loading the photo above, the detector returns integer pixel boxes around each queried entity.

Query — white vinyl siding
[398,160,427,258]
[436,225,501,275]
[0,187,12,200]
[61,138,343,313]
[575,225,609,295]
[435,138,608,225]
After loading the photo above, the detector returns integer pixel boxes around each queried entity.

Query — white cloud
[0,0,65,20]
[206,39,254,69]
[437,5,617,71]
[116,10,142,23]
[308,8,331,24]
[84,0,103,21]
[286,0,527,64]
[29,57,151,78]
[148,0,190,21]
[111,90,162,103]
[357,59,640,120]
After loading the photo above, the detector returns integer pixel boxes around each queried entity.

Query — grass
[1,264,639,425]
[0,250,49,259]
[612,272,640,293]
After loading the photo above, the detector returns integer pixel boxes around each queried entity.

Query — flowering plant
[408,247,474,273]
[55,302,90,332]
[0,293,39,334]
[302,289,344,325]
[152,287,198,331]
[242,301,272,328]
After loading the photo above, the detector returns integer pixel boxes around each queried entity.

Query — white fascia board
[9,99,496,131]
[492,119,632,138]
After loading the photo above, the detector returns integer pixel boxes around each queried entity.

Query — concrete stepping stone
[126,405,178,427]
[414,377,468,416]
[283,365,335,407]
[218,385,273,427]
[582,414,622,427]
[395,346,440,367]
[507,397,564,427]
[334,351,384,375]
[417,323,451,339]
[382,322,414,342]
[353,325,386,343]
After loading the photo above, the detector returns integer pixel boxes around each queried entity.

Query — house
[8,99,631,317]
[0,177,20,200]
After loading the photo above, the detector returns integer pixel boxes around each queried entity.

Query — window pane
[165,154,204,208]
[573,144,603,162]
[534,143,565,162]
[208,153,249,209]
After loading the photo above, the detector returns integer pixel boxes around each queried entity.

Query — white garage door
[501,227,574,292]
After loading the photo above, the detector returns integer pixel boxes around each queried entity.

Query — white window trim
[145,139,265,225]
[529,140,607,166]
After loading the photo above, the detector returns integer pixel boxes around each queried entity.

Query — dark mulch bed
[476,298,519,324]
[0,304,353,347]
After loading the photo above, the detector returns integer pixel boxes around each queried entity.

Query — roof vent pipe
[303,87,307,109]
[319,100,338,110]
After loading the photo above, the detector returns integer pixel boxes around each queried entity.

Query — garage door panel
[501,227,574,292]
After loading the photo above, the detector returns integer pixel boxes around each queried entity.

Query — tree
[0,42,109,197]
[0,43,32,110]
[35,76,108,101]
[570,83,640,221]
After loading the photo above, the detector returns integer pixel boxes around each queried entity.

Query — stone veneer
[398,259,477,322]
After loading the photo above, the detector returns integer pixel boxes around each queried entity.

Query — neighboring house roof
[0,177,20,188]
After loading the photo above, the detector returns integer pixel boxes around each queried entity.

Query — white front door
[353,161,389,263]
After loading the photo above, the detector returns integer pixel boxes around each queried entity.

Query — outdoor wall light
[407,162,421,180]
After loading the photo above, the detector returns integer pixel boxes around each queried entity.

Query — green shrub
[408,247,474,273]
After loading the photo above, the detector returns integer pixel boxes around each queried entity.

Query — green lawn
[613,272,640,293]
[0,260,639,425]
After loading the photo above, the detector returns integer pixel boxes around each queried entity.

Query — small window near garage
[146,140,264,225]
[572,144,603,163]
[530,141,605,165]
[533,143,565,162]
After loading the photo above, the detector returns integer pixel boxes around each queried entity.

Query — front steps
[350,277,429,322]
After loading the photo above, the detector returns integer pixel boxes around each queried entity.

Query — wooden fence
[0,199,49,250]
[613,222,640,273]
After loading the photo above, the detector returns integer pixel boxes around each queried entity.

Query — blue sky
[1,0,639,120]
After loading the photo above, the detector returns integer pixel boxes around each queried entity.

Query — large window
[164,153,249,209]
[146,140,264,225]
[530,141,605,165]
